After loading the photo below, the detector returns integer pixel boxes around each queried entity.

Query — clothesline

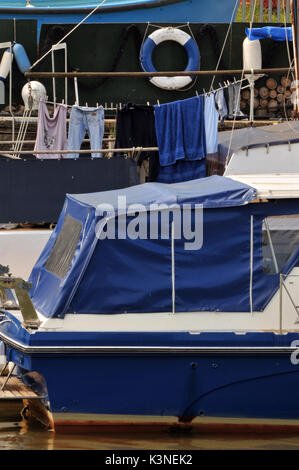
[42,77,249,111]
[15,90,226,184]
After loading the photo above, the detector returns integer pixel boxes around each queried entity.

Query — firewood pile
[241,76,293,119]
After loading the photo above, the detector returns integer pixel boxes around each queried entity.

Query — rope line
[28,0,108,72]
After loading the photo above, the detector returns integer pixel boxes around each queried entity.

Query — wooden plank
[0,376,41,400]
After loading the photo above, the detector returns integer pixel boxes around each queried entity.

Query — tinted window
[262,215,299,274]
[46,215,82,279]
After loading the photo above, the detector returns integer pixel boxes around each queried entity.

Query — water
[2,401,299,450]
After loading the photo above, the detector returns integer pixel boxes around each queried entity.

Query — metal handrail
[24,68,293,79]
[0,267,40,330]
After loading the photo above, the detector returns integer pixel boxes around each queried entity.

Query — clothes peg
[147,101,150,106]
[203,89,206,95]
[85,102,88,107]
[157,100,160,106]
[96,102,99,108]
[195,91,199,97]
[62,99,64,104]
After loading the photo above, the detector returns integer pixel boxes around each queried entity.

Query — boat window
[262,215,299,274]
[45,215,83,279]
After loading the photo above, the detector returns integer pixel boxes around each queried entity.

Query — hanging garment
[66,105,104,159]
[204,93,219,156]
[115,103,159,182]
[227,83,245,119]
[215,88,228,123]
[34,101,67,159]
[154,95,206,167]
[156,159,206,184]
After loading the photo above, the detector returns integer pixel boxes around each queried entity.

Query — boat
[1,138,299,431]
[2,0,299,431]
[0,0,239,43]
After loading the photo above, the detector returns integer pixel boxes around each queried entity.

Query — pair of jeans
[66,105,104,158]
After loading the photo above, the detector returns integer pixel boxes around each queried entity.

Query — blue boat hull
[2,314,299,428]
[0,0,239,41]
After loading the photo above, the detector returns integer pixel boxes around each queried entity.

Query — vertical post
[74,77,79,105]
[250,0,255,21]
[286,0,290,22]
[51,43,68,109]
[269,0,273,22]
[242,0,246,21]
[277,0,281,21]
[250,215,253,314]
[171,220,175,315]
[260,0,264,22]
[279,274,283,333]
[249,74,255,122]
[8,42,14,143]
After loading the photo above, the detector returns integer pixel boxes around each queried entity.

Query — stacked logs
[240,76,293,118]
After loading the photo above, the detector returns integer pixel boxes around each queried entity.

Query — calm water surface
[1,402,299,450]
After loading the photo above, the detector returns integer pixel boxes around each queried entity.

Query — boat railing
[279,273,299,332]
[237,0,291,24]
[0,265,40,330]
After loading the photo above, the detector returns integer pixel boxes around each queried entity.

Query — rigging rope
[28,0,108,72]
[225,0,257,165]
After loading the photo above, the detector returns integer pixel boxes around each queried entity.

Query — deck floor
[0,376,40,400]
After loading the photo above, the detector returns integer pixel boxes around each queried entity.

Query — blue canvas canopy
[28,175,299,318]
[246,26,292,41]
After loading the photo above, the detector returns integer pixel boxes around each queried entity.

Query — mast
[291,0,299,118]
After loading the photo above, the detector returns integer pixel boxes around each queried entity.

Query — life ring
[140,27,200,90]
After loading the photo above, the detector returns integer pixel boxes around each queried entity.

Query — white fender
[0,49,13,80]
[21,81,47,110]
[243,37,262,81]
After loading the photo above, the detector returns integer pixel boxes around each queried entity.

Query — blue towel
[154,95,206,167]
[156,159,206,184]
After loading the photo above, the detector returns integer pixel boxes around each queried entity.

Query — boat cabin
[27,174,299,326]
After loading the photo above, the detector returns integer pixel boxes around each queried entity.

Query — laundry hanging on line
[34,100,67,159]
[114,103,159,182]
[66,105,104,159]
